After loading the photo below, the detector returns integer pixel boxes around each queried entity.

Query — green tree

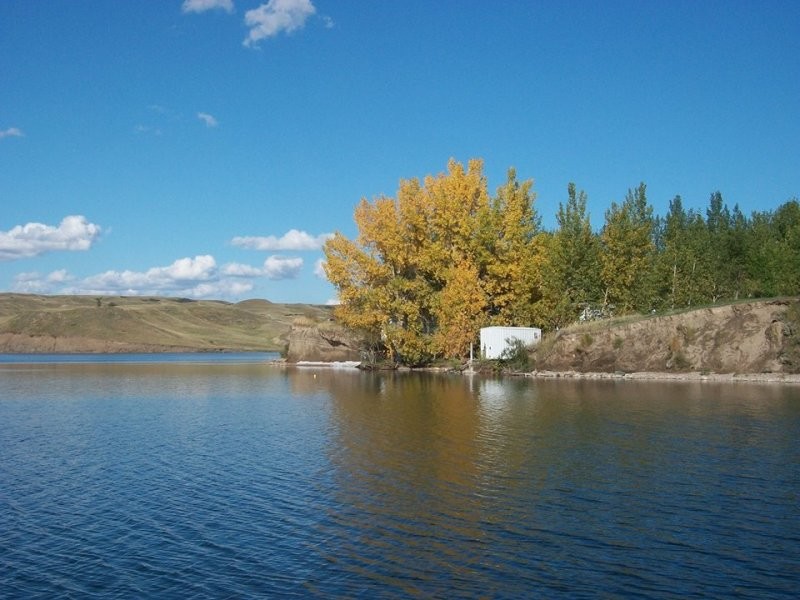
[654,195,688,309]
[600,183,656,312]
[746,210,782,297]
[727,204,749,300]
[705,191,733,301]
[775,200,800,295]
[652,196,716,308]
[747,200,800,297]
[541,182,601,326]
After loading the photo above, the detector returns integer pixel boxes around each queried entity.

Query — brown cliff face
[533,299,800,374]
[285,320,362,363]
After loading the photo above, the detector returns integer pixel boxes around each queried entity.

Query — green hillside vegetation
[0,294,332,352]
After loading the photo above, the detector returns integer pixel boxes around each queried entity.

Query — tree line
[323,159,799,365]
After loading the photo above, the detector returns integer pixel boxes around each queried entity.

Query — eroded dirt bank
[532,299,799,375]
[284,320,361,363]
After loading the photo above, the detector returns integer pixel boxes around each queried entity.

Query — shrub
[678,324,696,342]
[499,338,531,372]
[292,316,317,327]
[671,351,691,370]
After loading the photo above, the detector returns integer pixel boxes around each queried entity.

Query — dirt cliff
[285,319,362,363]
[533,298,799,374]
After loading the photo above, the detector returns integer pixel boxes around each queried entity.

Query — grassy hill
[0,294,333,353]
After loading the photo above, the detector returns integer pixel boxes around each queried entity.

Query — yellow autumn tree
[480,169,543,325]
[432,259,487,358]
[324,159,541,364]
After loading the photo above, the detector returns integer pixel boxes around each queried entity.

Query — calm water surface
[1,356,798,598]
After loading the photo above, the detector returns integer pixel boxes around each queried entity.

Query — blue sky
[1,0,798,304]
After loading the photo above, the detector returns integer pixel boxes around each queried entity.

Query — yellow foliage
[323,159,542,364]
[433,259,487,358]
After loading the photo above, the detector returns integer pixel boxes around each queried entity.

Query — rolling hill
[0,294,333,353]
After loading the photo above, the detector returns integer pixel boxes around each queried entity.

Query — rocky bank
[284,319,362,363]
[532,298,799,374]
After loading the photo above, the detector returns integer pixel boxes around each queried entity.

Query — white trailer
[480,326,541,360]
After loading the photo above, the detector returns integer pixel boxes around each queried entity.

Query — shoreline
[525,369,800,384]
[279,360,800,384]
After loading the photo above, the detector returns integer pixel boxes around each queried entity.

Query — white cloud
[12,269,75,294]
[13,272,49,293]
[263,255,303,279]
[223,257,303,280]
[0,127,24,139]
[18,254,304,299]
[182,0,234,14]
[134,124,162,136]
[243,0,316,47]
[197,112,219,128]
[221,262,264,277]
[162,255,218,280]
[75,255,247,299]
[232,229,332,251]
[325,297,340,306]
[0,216,101,261]
[189,280,255,298]
[313,258,326,279]
[80,255,217,294]
[46,269,72,283]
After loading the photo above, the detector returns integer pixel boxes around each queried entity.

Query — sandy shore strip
[288,360,362,369]
[526,370,800,384]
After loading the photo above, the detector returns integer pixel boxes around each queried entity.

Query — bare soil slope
[533,298,800,374]
[285,318,362,363]
[0,294,333,353]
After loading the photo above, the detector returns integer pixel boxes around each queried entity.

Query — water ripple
[1,366,799,597]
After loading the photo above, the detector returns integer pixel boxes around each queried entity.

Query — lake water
[1,355,798,598]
